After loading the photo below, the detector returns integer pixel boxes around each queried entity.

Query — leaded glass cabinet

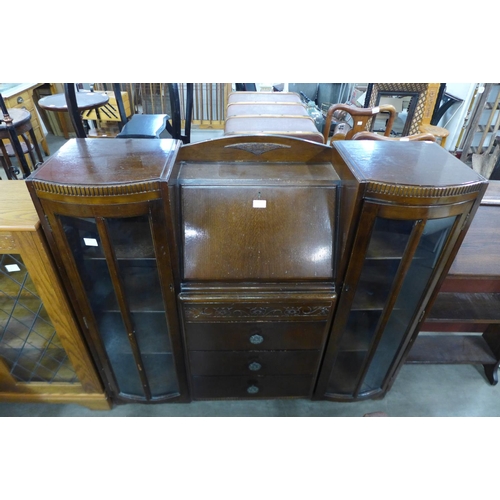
[0,181,108,409]
[26,139,189,404]
[314,141,488,401]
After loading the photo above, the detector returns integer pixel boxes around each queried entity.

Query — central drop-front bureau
[174,136,340,399]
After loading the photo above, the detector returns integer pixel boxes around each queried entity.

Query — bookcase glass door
[327,213,457,398]
[58,212,179,402]
[0,254,79,384]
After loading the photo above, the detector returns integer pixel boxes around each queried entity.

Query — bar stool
[0,108,44,178]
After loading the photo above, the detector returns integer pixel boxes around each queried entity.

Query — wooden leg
[58,111,69,139]
[41,137,50,156]
[483,324,500,384]
[28,128,44,165]
[0,153,10,179]
[20,133,36,170]
[0,139,18,179]
[483,362,499,385]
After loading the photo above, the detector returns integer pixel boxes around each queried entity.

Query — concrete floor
[1,363,499,417]
[2,129,500,417]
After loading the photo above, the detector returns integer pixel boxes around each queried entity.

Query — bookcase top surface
[334,141,485,188]
[28,138,181,186]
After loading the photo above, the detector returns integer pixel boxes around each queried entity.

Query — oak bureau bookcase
[25,136,488,405]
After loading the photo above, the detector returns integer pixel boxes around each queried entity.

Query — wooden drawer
[184,321,327,351]
[192,375,314,399]
[189,350,321,376]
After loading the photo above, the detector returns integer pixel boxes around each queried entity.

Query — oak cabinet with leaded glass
[314,141,488,401]
[26,139,189,404]
[0,181,109,409]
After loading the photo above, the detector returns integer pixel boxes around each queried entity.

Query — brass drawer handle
[249,334,263,345]
[247,385,259,394]
[248,361,262,371]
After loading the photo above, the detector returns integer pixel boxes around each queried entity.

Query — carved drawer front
[184,321,327,351]
[191,375,314,399]
[189,350,321,376]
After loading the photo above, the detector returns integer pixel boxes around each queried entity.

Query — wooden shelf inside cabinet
[0,181,109,409]
[413,181,500,385]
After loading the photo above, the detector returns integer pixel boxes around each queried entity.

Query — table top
[0,108,31,130]
[0,180,39,232]
[38,91,109,112]
[448,181,500,278]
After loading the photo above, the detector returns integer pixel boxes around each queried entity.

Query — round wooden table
[38,91,109,138]
[38,91,109,112]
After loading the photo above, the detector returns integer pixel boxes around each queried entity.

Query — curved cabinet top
[333,141,487,204]
[27,138,182,203]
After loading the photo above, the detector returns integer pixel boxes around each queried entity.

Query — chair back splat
[322,103,397,144]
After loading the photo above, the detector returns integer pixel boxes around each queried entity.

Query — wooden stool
[0,108,43,178]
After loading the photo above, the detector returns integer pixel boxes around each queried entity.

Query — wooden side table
[38,90,109,138]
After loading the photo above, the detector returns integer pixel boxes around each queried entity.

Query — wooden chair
[322,103,397,144]
[352,131,437,142]
[110,83,167,139]
[113,83,194,144]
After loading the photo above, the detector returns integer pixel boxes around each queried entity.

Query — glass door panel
[361,216,457,392]
[107,216,179,398]
[327,217,414,395]
[59,213,178,401]
[0,254,78,384]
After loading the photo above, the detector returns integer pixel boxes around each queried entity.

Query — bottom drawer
[192,375,314,399]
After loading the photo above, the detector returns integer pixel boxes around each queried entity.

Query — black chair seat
[116,114,169,139]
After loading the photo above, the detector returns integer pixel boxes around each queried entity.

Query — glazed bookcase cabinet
[24,136,488,405]
[313,141,487,401]
[0,181,108,409]
[27,139,189,404]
